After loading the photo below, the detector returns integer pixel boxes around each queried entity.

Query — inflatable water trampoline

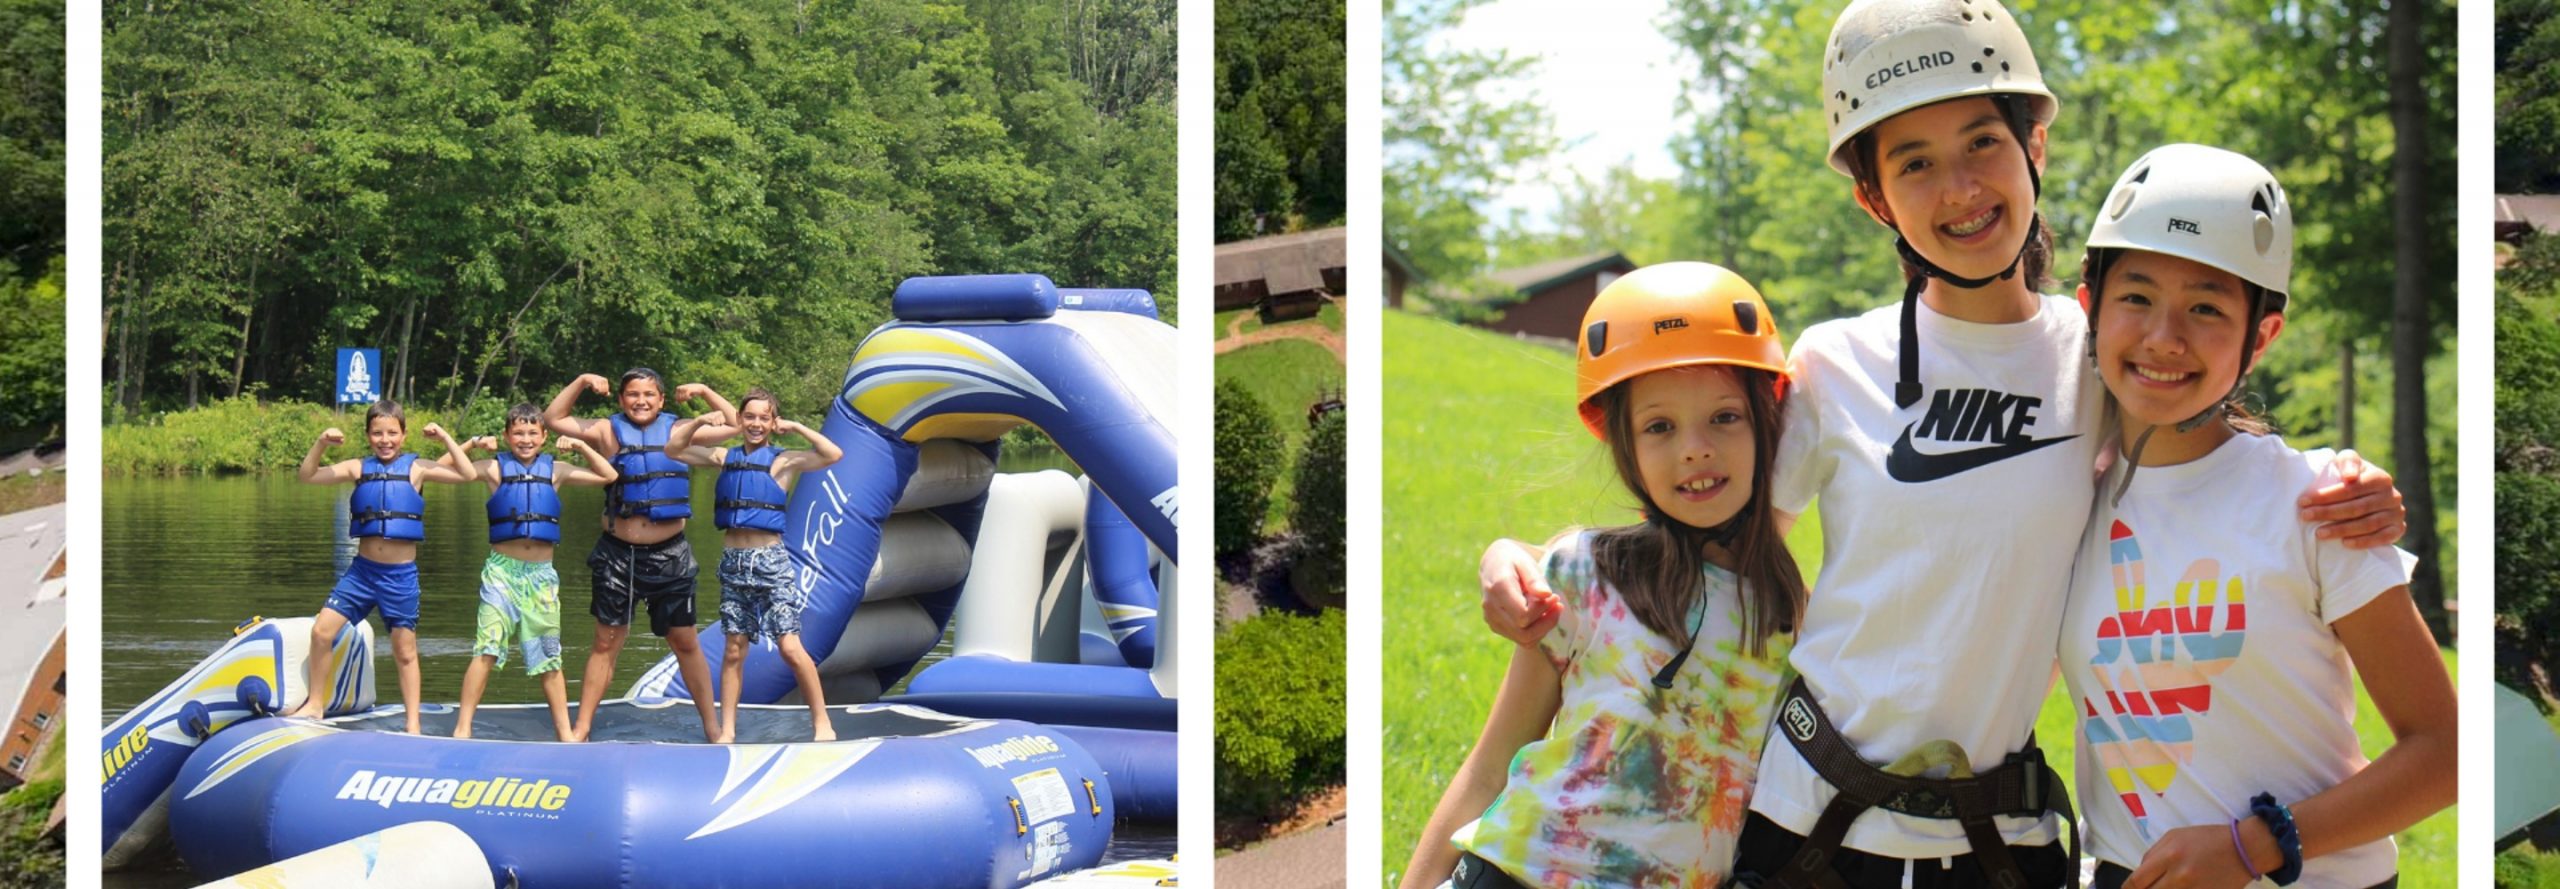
[103,274,1184,888]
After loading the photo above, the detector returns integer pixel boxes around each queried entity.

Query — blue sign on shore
[336,348,381,405]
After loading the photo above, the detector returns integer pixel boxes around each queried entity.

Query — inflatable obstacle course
[106,274,1183,887]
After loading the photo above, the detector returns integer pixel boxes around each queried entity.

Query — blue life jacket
[349,453,426,541]
[607,413,692,521]
[486,452,562,544]
[714,444,789,532]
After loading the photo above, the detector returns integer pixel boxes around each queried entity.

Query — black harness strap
[1764,677,2076,889]
[715,499,787,512]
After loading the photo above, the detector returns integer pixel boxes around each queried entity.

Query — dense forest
[1212,0,1346,242]
[0,0,61,447]
[104,0,1176,426]
[2500,0,2560,693]
[1387,0,2459,633]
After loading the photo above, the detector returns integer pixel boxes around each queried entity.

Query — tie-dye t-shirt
[2059,435,2412,887]
[1452,531,1794,888]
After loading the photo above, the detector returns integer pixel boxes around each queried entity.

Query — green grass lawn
[1381,309,2455,887]
[1216,307,1252,341]
[1218,338,1344,529]
[1320,300,1343,332]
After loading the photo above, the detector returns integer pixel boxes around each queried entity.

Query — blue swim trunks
[323,556,422,631]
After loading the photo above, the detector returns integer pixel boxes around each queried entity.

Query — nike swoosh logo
[1885,424,2080,483]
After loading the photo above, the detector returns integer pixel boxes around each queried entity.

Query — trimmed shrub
[1215,377,1283,555]
[1214,608,1346,819]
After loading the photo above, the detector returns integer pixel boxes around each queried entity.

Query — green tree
[1290,410,1346,600]
[1382,0,1558,296]
[1213,0,1345,241]
[104,0,1176,427]
[1215,377,1282,555]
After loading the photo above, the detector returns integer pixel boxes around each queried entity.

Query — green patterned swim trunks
[475,551,563,675]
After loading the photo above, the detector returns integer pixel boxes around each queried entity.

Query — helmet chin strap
[1644,506,1741,690]
[2107,291,2266,507]
[1641,505,1743,548]
[1891,109,2045,410]
[1891,220,2039,409]
[2109,285,2273,507]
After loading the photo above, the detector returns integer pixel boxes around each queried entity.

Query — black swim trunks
[587,533,700,636]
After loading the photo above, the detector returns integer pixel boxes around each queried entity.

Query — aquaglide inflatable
[103,274,1181,888]
[170,705,1116,888]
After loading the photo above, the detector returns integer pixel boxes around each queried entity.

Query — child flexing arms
[669,387,844,742]
[283,400,477,733]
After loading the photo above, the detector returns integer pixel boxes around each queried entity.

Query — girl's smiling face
[1857,96,2046,282]
[1623,365,1756,532]
[2092,249,2282,431]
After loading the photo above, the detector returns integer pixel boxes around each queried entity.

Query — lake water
[102,450,1178,883]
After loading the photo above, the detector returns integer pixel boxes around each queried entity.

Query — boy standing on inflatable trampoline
[546,369,727,742]
[669,387,844,742]
[282,400,479,734]
[443,404,622,741]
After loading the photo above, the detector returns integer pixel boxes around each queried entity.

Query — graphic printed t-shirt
[2061,435,2411,887]
[1753,294,2102,857]
[1454,531,1794,888]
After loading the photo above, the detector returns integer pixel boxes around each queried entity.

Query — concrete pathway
[1215,819,1347,889]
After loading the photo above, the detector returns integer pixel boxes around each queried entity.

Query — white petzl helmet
[2083,143,2293,307]
[1821,0,2057,176]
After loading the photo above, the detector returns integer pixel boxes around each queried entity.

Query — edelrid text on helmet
[1821,0,2056,177]
[1575,262,1789,440]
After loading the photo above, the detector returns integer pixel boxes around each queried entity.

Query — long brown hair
[1586,365,1805,657]
[1844,94,2054,293]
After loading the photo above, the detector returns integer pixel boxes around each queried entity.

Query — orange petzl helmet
[1575,262,1789,439]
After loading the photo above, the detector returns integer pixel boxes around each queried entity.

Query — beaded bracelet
[2249,792,2304,886]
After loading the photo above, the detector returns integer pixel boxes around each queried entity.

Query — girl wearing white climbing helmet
[2060,144,2452,889]
[1473,2,2411,888]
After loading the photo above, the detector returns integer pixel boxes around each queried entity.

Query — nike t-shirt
[2060,436,2408,887]
[1753,294,2101,858]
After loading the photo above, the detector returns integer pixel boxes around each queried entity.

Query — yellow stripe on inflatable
[851,381,953,427]
[185,724,330,799]
[854,329,994,365]
[686,741,884,840]
[183,656,279,709]
[904,412,1027,443]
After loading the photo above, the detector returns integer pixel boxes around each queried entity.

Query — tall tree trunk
[2388,0,2445,639]
[393,297,417,404]
[228,254,261,400]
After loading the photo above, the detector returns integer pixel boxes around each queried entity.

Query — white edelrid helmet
[1821,0,2057,177]
[2082,143,2293,308]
